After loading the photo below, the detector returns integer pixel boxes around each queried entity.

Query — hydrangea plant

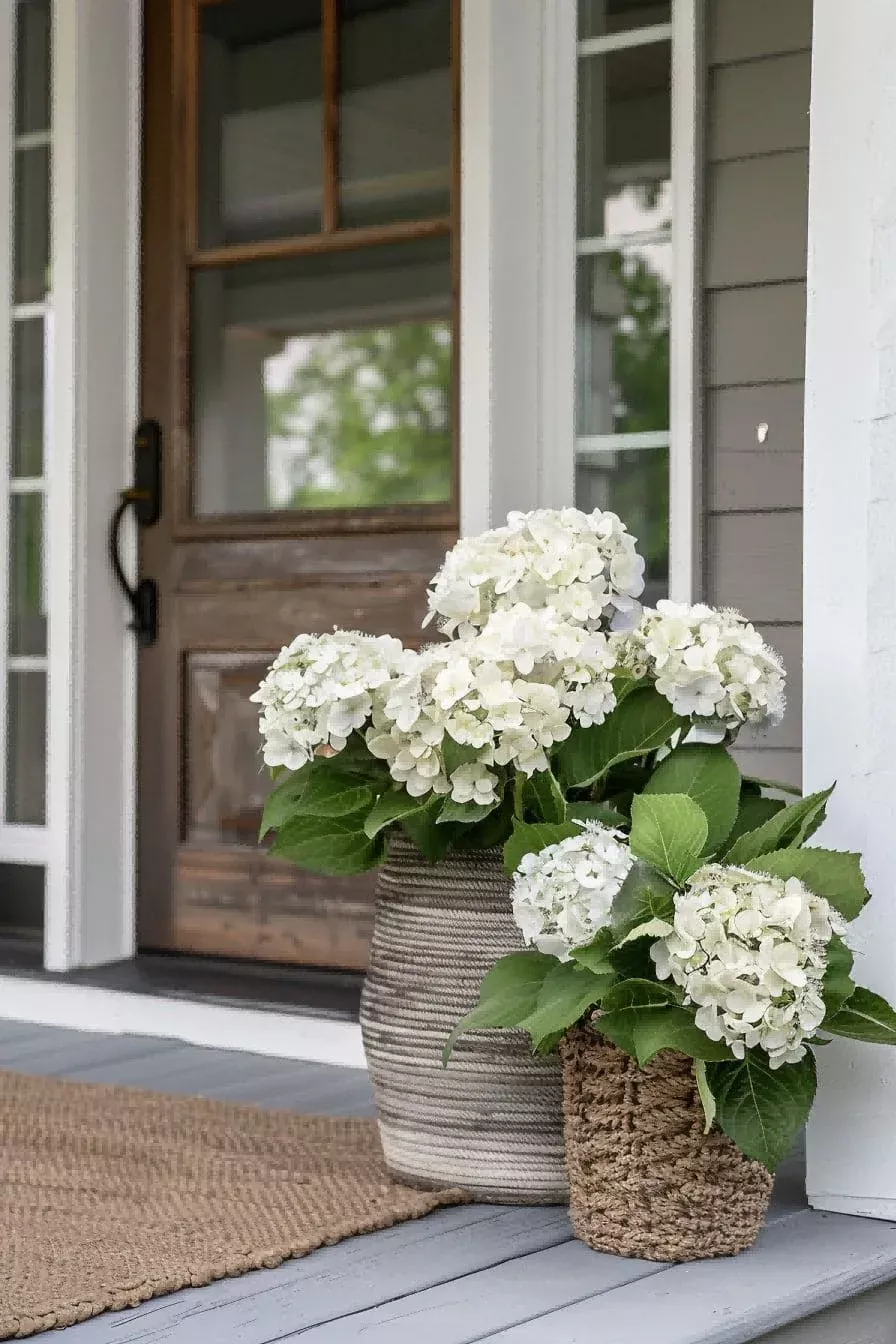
[253,506,784,871]
[445,781,896,1171]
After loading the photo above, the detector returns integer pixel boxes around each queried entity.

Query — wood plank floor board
[57,1207,575,1344]
[293,1238,665,1344]
[478,1208,896,1344]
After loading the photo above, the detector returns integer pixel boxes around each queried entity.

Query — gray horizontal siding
[706,152,810,288]
[701,4,811,774]
[706,285,807,387]
[708,0,813,65]
[708,53,811,161]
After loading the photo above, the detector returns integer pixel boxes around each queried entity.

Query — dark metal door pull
[110,420,162,647]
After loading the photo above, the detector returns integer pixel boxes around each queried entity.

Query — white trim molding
[459,0,576,535]
[46,0,142,970]
[803,0,896,1222]
[668,0,703,603]
[0,978,366,1069]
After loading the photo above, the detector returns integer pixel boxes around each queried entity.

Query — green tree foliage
[266,320,453,511]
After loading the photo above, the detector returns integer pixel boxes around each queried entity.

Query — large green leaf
[590,978,680,1057]
[725,792,785,849]
[706,1051,817,1170]
[270,810,383,875]
[724,786,835,864]
[609,860,676,942]
[442,951,555,1063]
[363,786,432,839]
[555,687,685,790]
[441,737,484,777]
[503,821,580,876]
[629,793,709,885]
[826,986,896,1044]
[744,847,870,921]
[567,801,627,829]
[299,768,379,819]
[523,770,567,824]
[259,764,311,839]
[822,935,856,1019]
[626,1006,735,1067]
[570,927,616,976]
[401,797,455,862]
[643,743,741,854]
[518,961,614,1052]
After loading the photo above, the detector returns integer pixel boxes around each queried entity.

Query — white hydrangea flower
[510,822,635,961]
[613,599,786,730]
[365,604,619,804]
[251,630,407,771]
[425,507,646,636]
[651,864,846,1068]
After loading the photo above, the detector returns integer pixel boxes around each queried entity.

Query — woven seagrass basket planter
[359,834,568,1204]
[560,1025,773,1262]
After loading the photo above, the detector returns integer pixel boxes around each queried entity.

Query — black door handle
[110,419,162,647]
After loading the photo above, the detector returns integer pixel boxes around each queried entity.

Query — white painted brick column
[804,0,896,1219]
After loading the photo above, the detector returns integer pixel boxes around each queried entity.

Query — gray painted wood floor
[3,1019,896,1344]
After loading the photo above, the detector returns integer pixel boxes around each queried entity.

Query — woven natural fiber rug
[0,1069,470,1339]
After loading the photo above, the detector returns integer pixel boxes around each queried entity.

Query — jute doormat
[0,1069,470,1339]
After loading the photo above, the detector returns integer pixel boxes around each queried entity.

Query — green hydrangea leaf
[724,786,835,864]
[591,978,680,1057]
[363,786,432,839]
[629,793,709,885]
[825,986,896,1044]
[706,1051,817,1171]
[744,847,870,921]
[726,792,786,849]
[643,743,741,854]
[299,768,379,819]
[569,928,616,976]
[609,860,676,941]
[443,951,555,1063]
[518,961,614,1053]
[822,935,856,1019]
[523,770,567,824]
[626,1005,735,1067]
[270,810,383,875]
[401,797,454,862]
[259,764,311,839]
[555,687,685,790]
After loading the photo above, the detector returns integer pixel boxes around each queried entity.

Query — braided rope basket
[359,834,568,1204]
[560,1025,773,1262]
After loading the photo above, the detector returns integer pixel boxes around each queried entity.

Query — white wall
[803,0,896,1219]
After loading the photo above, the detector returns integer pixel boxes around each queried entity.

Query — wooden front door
[138,0,459,969]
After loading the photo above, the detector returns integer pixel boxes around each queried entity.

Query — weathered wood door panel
[138,0,459,968]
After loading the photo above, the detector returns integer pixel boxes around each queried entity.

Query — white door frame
[0,0,702,1067]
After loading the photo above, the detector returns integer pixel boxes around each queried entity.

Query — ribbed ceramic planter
[560,1025,773,1262]
[360,834,567,1204]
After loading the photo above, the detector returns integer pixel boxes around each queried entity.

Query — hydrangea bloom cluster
[613,600,786,729]
[510,822,635,961]
[425,507,645,636]
[651,864,845,1067]
[250,630,406,771]
[365,605,618,801]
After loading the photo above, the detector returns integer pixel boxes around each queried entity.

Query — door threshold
[0,948,366,1068]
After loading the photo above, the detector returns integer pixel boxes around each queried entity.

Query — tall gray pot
[360,833,568,1204]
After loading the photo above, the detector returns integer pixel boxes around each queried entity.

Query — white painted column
[459,0,576,536]
[46,0,142,969]
[803,0,896,1219]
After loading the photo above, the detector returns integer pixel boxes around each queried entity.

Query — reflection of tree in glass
[608,248,670,583]
[267,320,452,510]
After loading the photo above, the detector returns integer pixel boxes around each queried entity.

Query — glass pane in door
[340,0,452,228]
[191,236,453,515]
[198,0,323,247]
